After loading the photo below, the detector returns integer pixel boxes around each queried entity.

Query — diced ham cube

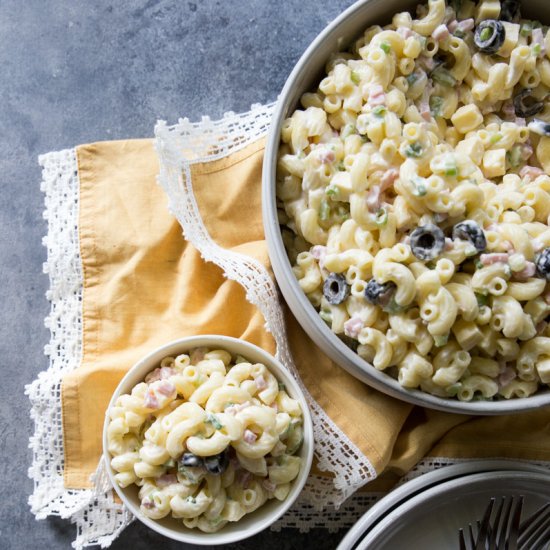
[380,168,399,191]
[319,149,335,164]
[160,366,175,379]
[262,479,277,492]
[397,26,414,39]
[513,261,536,281]
[366,185,382,213]
[480,253,509,266]
[498,366,517,388]
[157,474,178,487]
[432,24,450,41]
[143,391,159,410]
[520,165,545,181]
[157,380,176,397]
[243,429,258,444]
[344,316,364,339]
[145,368,162,383]
[457,18,474,32]
[255,375,267,390]
[368,84,386,106]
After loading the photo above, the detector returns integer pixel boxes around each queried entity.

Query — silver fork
[458,495,523,550]
[517,502,550,550]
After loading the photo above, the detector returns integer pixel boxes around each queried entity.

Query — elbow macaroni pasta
[277,0,550,401]
[107,348,304,532]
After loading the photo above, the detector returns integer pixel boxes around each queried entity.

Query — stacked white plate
[337,460,550,550]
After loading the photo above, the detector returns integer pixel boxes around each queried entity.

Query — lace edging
[26,149,93,520]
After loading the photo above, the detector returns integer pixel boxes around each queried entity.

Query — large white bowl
[102,335,314,545]
[262,0,550,415]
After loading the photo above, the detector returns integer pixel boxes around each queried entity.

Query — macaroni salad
[277,0,550,401]
[106,348,303,532]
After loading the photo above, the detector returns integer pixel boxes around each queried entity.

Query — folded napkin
[29,104,550,547]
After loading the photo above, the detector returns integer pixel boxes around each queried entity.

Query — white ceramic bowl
[262,0,550,415]
[102,335,314,545]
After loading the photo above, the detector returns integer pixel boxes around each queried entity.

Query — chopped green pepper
[405,142,423,158]
[206,413,223,430]
[475,293,488,307]
[319,200,330,221]
[430,95,444,117]
[431,67,457,87]
[520,22,532,37]
[506,145,524,169]
[380,41,391,54]
[341,123,357,138]
[411,176,427,196]
[325,185,339,198]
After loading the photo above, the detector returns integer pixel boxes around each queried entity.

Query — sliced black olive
[364,279,396,306]
[323,273,350,305]
[514,89,544,118]
[499,0,520,22]
[203,450,229,475]
[528,118,550,137]
[474,20,505,54]
[180,452,203,468]
[536,248,550,280]
[452,220,487,252]
[410,224,445,261]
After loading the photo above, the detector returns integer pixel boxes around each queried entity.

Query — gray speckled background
[1,0,357,548]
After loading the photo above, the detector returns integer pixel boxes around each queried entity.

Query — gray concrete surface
[0,0,356,548]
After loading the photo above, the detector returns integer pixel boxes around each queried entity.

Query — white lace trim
[26,149,93,520]
[154,103,377,510]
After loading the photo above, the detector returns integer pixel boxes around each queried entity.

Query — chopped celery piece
[382,297,406,314]
[446,383,462,396]
[375,207,388,227]
[341,123,356,138]
[434,334,449,347]
[372,105,387,117]
[319,310,332,323]
[506,145,522,168]
[380,41,391,54]
[319,200,330,221]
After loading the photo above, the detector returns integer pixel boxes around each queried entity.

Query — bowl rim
[102,335,314,545]
[261,0,550,415]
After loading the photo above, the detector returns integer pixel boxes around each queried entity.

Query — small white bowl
[102,335,314,545]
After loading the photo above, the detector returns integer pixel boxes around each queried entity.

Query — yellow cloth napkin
[62,138,550,491]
